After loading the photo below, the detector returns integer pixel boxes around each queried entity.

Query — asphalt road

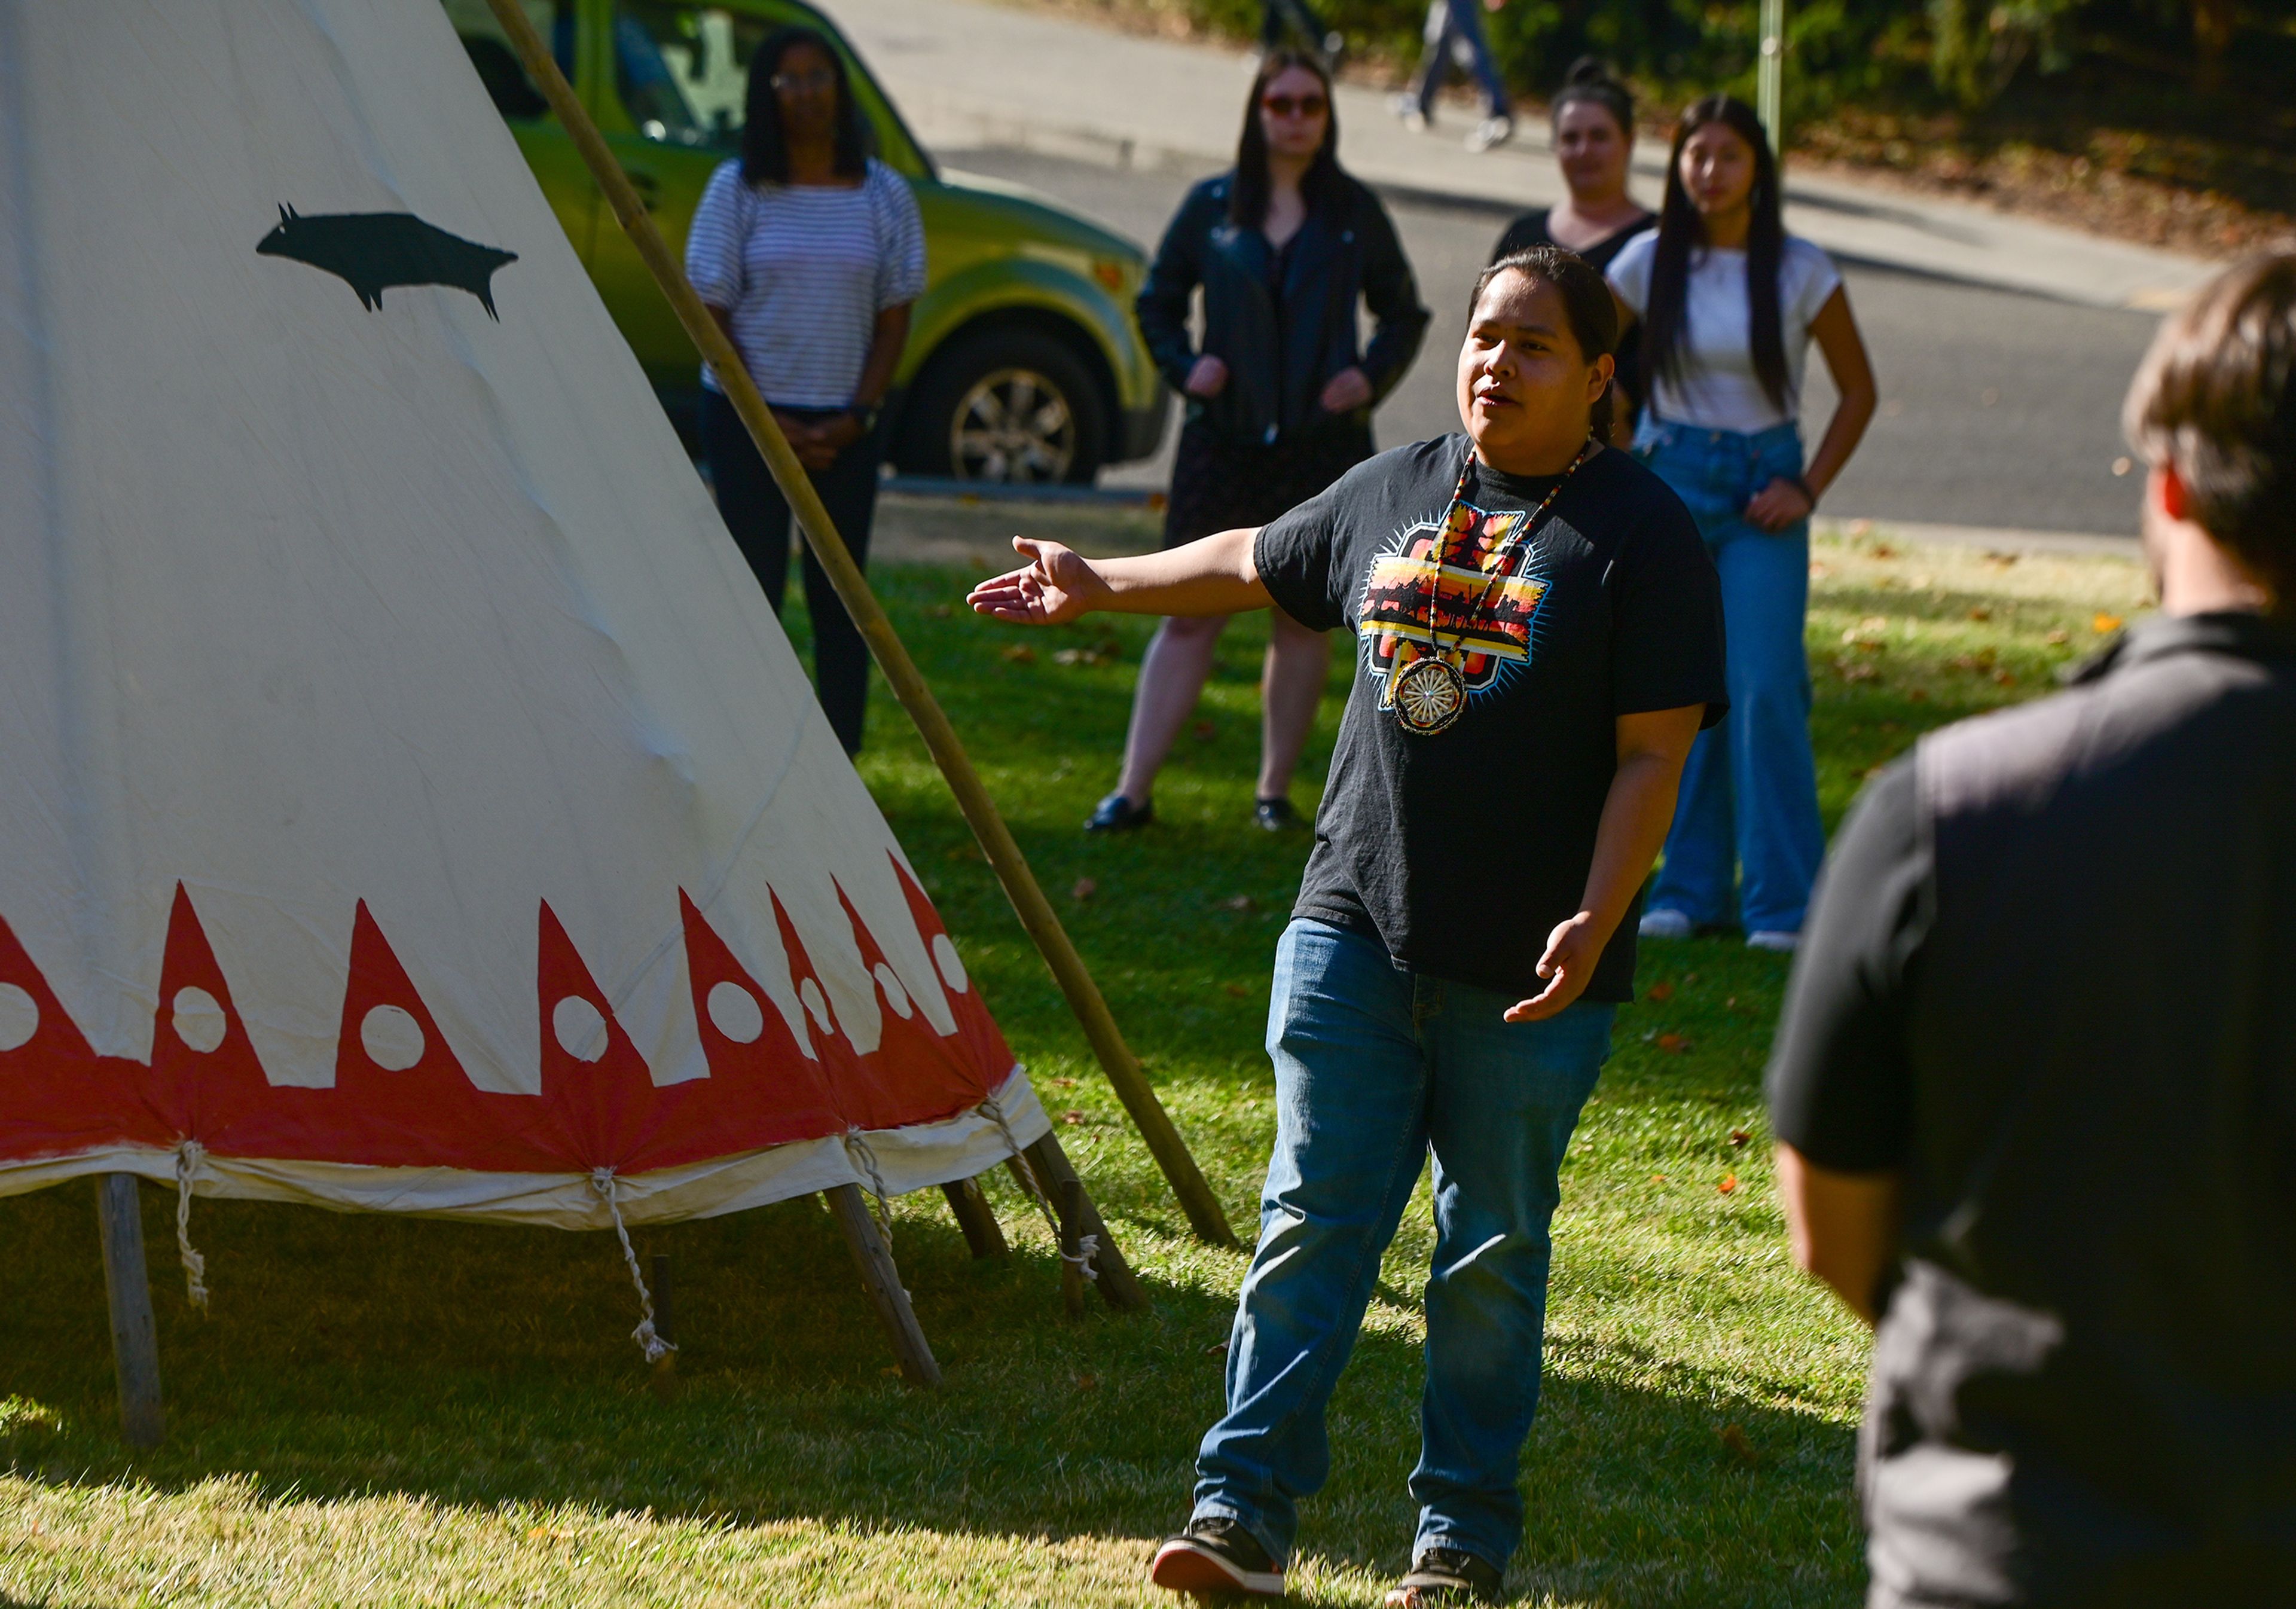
[944,146,2165,537]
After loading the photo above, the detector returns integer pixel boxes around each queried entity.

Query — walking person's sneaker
[1085,793,1153,833]
[1465,115,1515,153]
[1746,929,1801,953]
[1638,906,1693,941]
[1150,1517,1286,1598]
[1382,1546,1504,1606]
[1253,796,1303,832]
[1390,92,1429,133]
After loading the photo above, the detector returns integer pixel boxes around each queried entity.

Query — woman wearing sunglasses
[1095,51,1428,836]
[970,248,1724,1605]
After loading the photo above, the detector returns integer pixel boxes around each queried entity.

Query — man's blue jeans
[1636,416,1827,935]
[1410,0,1511,118]
[1192,919,1614,1568]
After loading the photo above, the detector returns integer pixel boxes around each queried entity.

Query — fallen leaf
[999,643,1036,665]
[1192,719,1216,741]
[945,842,981,860]
[1656,1033,1692,1055]
[1051,646,1110,667]
[2093,613,2124,634]
[927,602,953,618]
[1644,982,1675,1003]
[1650,1174,1668,1184]
[1062,1109,1086,1125]
[1870,541,1896,559]
[1992,669,2018,686]
[1071,877,1097,901]
[1222,982,1252,999]
[1220,894,1255,912]
[2045,628,2070,645]
[1051,1077,1077,1088]
[1967,606,1992,621]
[1074,1373,1100,1391]
[1719,1423,1759,1465]
[1907,687,1931,701]
[1724,995,1738,1009]
[1729,1129,1751,1148]
[1684,973,1699,984]
[1205,1339,1231,1355]
[1848,518,1873,538]
[1718,1174,1738,1194]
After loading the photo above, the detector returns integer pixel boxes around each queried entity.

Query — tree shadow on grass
[0,1179,1858,1605]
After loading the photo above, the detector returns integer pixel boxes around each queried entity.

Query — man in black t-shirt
[1767,254,2296,1607]
[972,249,1724,1605]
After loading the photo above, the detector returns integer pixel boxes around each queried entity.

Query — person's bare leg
[1114,615,1229,803]
[1256,609,1333,802]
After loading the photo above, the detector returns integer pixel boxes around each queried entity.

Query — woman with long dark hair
[1607,94,1876,951]
[685,26,926,756]
[969,247,1724,1605]
[1095,50,1428,835]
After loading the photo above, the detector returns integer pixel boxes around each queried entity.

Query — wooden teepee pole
[481,0,1234,1249]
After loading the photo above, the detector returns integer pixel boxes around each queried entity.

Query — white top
[685,157,927,409]
[1607,232,1841,433]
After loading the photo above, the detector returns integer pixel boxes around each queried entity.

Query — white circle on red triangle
[874,963,913,1019]
[800,978,835,1034]
[0,982,36,1052]
[172,987,227,1054]
[932,934,968,994]
[553,996,609,1062]
[707,980,764,1044]
[360,1005,425,1071]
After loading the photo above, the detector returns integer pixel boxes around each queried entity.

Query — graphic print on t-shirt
[1358,499,1551,715]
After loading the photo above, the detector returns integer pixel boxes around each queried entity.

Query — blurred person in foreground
[1105,50,1427,835]
[1767,252,2296,1607]
[972,248,1724,1605]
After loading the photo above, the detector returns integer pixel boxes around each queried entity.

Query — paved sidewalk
[830,0,2214,312]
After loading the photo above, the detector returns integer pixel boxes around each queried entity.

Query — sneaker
[1085,793,1153,833]
[1253,796,1302,832]
[1382,1545,1504,1606]
[1390,93,1428,133]
[1638,907,1693,940]
[1151,1517,1286,1598]
[1465,115,1515,153]
[1746,929,1801,953]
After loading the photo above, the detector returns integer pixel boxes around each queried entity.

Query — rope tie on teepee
[978,1094,1096,1284]
[842,1129,897,1253]
[588,1168,675,1363]
[173,1140,210,1312]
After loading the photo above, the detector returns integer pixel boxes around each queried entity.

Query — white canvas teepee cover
[0,0,1047,1232]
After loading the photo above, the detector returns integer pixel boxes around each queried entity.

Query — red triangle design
[671,890,842,1154]
[535,899,679,1171]
[832,878,993,1130]
[150,883,276,1144]
[888,853,1018,1088]
[0,911,167,1158]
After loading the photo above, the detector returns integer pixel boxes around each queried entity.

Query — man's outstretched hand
[966,536,1110,625]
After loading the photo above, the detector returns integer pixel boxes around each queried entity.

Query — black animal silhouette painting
[257,205,518,318]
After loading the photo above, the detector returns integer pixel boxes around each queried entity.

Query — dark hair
[1471,246,1622,440]
[2124,252,2296,610]
[1231,51,1342,230]
[1644,95,1787,412]
[740,26,866,186]
[1551,56,1633,143]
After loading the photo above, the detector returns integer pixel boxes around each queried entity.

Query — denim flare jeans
[1635,415,1827,935]
[1192,918,1614,1569]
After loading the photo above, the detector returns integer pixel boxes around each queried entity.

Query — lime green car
[448,0,1167,482]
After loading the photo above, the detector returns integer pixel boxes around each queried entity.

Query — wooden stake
[649,1252,677,1401]
[480,0,1234,1250]
[825,1185,941,1387]
[942,1176,1008,1260]
[94,1174,164,1448]
[1017,1134,1150,1314]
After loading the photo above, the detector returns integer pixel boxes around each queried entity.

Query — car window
[612,4,774,152]
[443,0,573,121]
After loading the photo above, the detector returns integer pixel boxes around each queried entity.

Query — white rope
[842,1129,896,1254]
[588,1168,674,1363]
[173,1140,209,1312]
[978,1094,1096,1283]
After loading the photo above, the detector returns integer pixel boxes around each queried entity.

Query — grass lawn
[0,512,2150,1608]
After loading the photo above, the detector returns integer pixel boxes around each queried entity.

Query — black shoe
[1253,796,1302,832]
[1150,1516,1285,1598]
[1382,1546,1504,1606]
[1085,792,1153,833]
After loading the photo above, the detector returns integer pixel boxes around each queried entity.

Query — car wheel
[901,327,1107,484]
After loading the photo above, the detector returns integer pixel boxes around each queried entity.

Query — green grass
[0,518,2150,1607]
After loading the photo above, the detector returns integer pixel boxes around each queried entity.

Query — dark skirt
[1162,418,1374,549]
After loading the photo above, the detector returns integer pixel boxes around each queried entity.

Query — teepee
[0,0,1141,1443]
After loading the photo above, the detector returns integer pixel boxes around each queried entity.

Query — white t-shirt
[685,157,928,409]
[1607,233,1840,433]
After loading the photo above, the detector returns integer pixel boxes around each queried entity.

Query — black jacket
[1135,171,1428,448]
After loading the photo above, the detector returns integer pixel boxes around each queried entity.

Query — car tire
[899,326,1107,484]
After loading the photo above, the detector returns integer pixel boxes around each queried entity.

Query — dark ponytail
[1472,246,1621,441]
[1644,94,1788,412]
[1551,56,1634,144]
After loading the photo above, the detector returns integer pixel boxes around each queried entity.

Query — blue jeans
[1635,416,1826,934]
[1193,919,1614,1568]
[1411,0,1510,118]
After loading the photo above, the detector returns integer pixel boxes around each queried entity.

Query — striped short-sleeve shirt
[685,157,927,409]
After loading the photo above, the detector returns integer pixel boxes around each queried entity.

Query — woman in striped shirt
[687,26,926,756]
